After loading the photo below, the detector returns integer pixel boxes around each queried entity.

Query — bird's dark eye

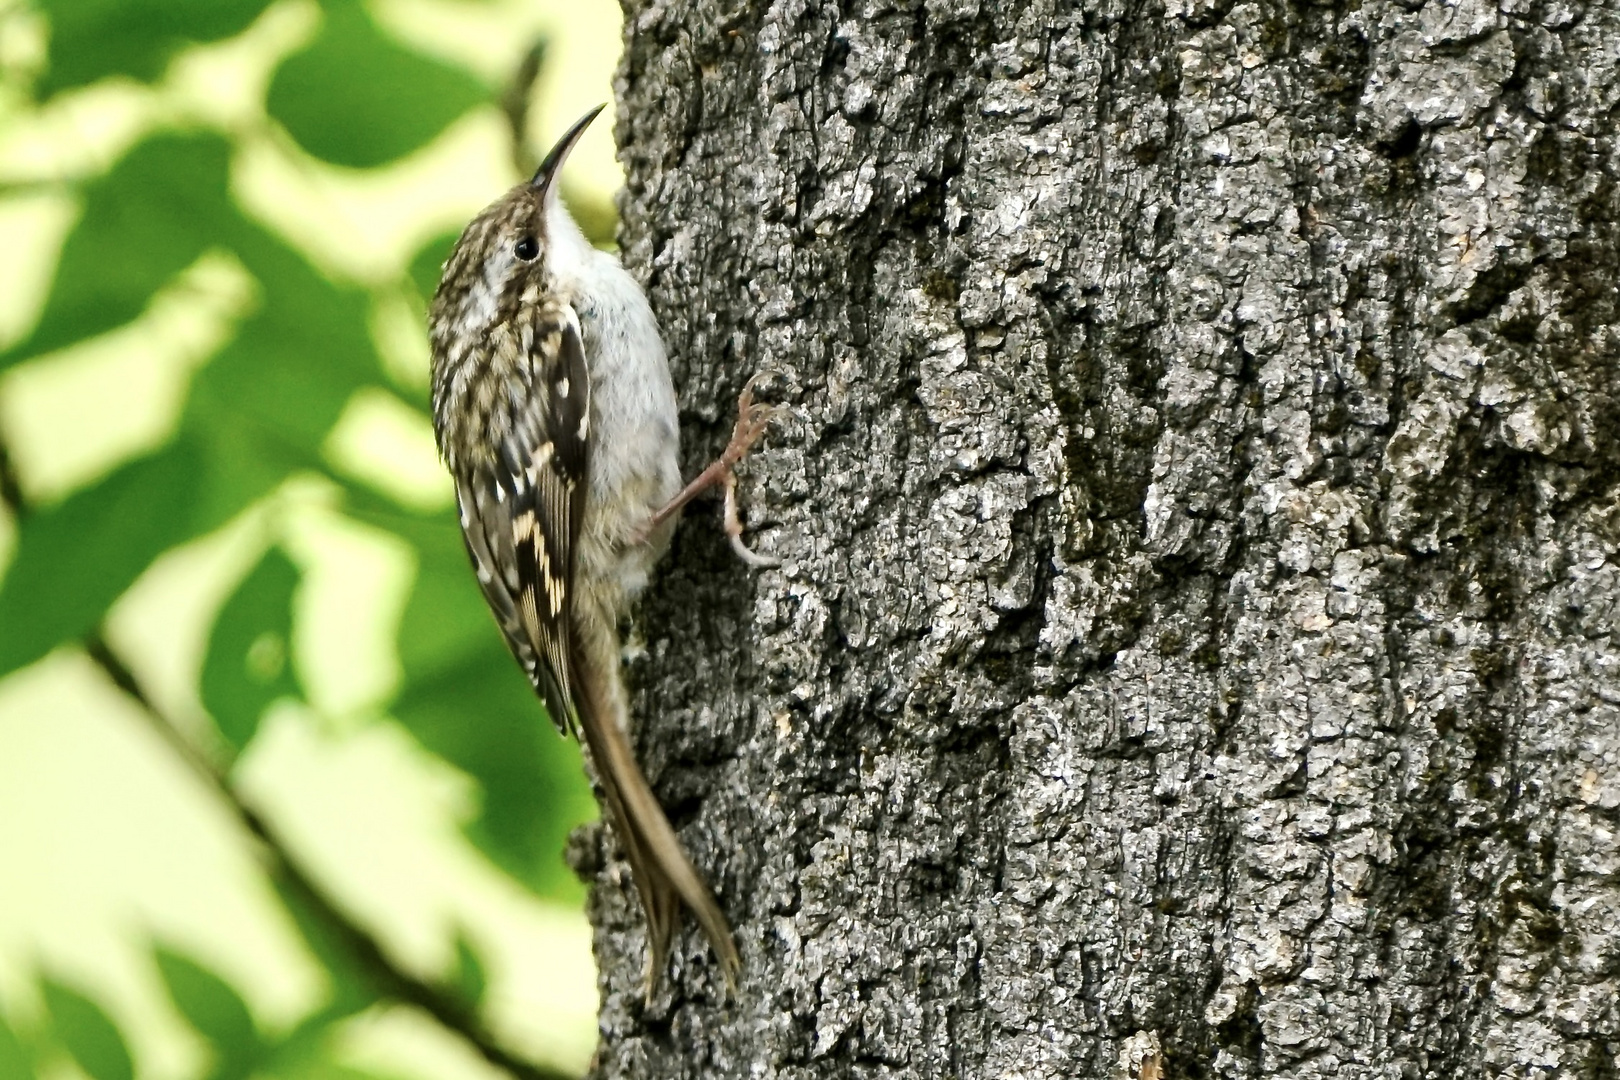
[514,236,538,261]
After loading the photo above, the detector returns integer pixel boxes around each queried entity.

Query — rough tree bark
[572,0,1620,1075]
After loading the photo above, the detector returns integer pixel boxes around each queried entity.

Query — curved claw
[725,473,779,569]
[730,533,780,569]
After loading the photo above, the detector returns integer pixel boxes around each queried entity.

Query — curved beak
[531,104,606,200]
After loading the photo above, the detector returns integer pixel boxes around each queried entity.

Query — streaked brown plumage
[427,106,770,994]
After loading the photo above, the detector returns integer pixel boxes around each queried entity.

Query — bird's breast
[575,271,681,512]
[570,262,682,603]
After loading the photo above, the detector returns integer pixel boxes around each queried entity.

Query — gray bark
[576,0,1620,1075]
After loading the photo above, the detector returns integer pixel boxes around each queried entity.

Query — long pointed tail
[571,608,740,996]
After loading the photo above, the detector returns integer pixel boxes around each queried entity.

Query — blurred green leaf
[268,879,377,1022]
[345,491,595,895]
[262,1054,417,1080]
[258,1005,367,1080]
[40,980,132,1080]
[187,233,383,463]
[0,1010,34,1080]
[267,0,487,169]
[202,547,301,753]
[154,949,262,1075]
[345,492,498,679]
[183,411,320,537]
[393,516,501,680]
[37,0,274,95]
[0,440,205,679]
[1,0,605,1068]
[394,646,593,898]
[450,931,486,1007]
[407,229,460,311]
[2,134,241,370]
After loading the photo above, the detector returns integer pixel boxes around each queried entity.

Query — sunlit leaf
[186,414,320,537]
[259,1005,368,1079]
[267,0,487,169]
[1,229,388,701]
[345,493,496,679]
[397,522,501,679]
[394,646,593,898]
[0,1011,34,1080]
[154,948,261,1075]
[37,0,274,95]
[187,232,383,463]
[5,1,602,1070]
[345,492,595,896]
[40,980,132,1080]
[2,134,241,370]
[201,547,301,752]
[0,440,204,679]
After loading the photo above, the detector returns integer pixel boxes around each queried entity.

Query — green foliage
[394,647,594,898]
[267,877,378,1024]
[4,2,605,1071]
[190,241,380,457]
[408,230,461,311]
[352,494,596,898]
[154,949,263,1079]
[0,1011,35,1080]
[202,546,302,753]
[267,0,487,169]
[36,0,274,96]
[0,440,205,679]
[450,931,488,1008]
[1,135,241,370]
[40,980,133,1080]
[371,501,501,682]
[263,1059,417,1080]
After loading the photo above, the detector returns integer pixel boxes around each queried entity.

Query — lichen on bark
[576,0,1620,1075]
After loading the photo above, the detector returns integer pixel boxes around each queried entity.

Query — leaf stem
[0,435,26,519]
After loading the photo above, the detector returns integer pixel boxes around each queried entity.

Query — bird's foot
[640,375,782,567]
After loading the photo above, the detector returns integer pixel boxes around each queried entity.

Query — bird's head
[429,104,604,345]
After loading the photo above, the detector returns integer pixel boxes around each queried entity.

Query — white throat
[543,197,597,287]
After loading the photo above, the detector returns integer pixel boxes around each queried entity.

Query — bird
[427,104,774,994]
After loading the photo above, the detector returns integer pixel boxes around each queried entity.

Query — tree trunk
[582,0,1620,1075]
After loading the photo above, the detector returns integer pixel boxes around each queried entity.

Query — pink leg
[642,376,779,565]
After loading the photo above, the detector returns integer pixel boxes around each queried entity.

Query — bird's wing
[454,302,591,734]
